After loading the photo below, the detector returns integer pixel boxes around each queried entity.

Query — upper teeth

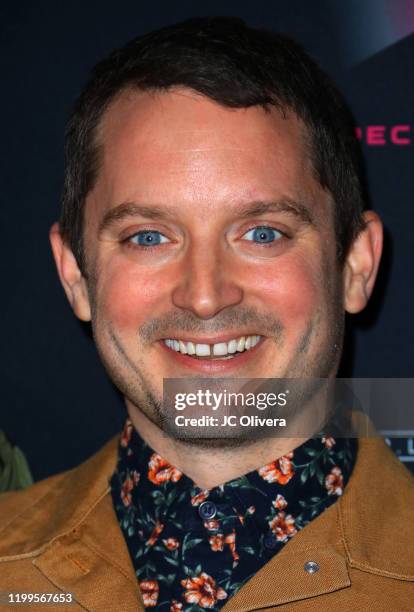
[163,335,261,357]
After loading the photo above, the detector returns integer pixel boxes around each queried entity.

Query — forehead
[87,87,324,222]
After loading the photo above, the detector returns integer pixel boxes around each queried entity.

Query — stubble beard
[89,288,345,450]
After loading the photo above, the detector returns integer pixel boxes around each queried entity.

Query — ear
[49,222,91,322]
[343,210,383,314]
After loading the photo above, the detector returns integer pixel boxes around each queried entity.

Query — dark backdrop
[1,0,413,481]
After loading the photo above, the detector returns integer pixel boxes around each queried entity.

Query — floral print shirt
[110,420,357,611]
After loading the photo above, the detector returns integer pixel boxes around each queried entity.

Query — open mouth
[163,335,262,360]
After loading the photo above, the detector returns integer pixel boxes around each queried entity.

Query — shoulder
[339,435,414,580]
[0,471,65,526]
[0,436,119,560]
[349,435,414,501]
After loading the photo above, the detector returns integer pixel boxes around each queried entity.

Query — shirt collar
[112,419,357,544]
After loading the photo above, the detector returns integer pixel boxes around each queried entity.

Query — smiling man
[1,16,413,611]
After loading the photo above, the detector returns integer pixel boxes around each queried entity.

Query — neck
[126,401,308,488]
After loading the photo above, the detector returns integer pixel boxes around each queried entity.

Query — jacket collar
[1,429,413,610]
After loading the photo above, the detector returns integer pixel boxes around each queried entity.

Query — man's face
[82,88,344,426]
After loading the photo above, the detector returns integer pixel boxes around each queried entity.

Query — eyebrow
[237,199,315,226]
[98,198,315,234]
[99,203,177,233]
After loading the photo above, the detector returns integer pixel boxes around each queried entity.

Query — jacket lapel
[222,506,350,611]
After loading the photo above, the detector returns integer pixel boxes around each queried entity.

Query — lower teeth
[190,353,239,360]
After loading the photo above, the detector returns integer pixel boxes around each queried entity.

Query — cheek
[245,252,323,325]
[96,260,170,329]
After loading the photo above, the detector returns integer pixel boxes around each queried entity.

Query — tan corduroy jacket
[0,435,414,611]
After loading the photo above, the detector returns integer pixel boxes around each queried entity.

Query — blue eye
[129,231,169,247]
[243,226,282,244]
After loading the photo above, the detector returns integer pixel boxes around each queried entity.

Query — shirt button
[304,561,320,574]
[264,532,278,550]
[198,501,217,520]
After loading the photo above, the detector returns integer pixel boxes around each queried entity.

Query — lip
[158,336,265,373]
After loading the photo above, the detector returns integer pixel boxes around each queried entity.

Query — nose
[171,245,244,319]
